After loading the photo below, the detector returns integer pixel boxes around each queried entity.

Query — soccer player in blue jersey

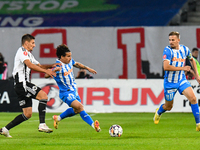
[45,44,101,132]
[153,31,200,131]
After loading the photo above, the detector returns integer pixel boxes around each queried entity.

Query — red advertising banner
[32,79,200,113]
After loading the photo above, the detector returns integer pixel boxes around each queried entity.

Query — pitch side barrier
[0,79,21,112]
[0,79,199,112]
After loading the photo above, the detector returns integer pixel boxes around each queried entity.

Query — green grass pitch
[0,112,200,150]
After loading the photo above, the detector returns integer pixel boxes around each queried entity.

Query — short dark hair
[21,34,35,45]
[56,44,71,59]
[192,47,199,52]
[169,31,180,39]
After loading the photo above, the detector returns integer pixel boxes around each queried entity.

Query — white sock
[3,127,8,131]
[57,116,61,121]
[91,123,95,129]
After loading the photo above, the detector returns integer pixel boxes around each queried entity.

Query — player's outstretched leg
[0,127,12,138]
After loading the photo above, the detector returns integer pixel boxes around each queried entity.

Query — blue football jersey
[53,58,77,92]
[163,44,192,83]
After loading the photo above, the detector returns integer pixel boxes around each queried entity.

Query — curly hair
[56,44,71,59]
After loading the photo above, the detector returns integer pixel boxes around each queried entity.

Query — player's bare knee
[165,105,173,111]
[76,104,84,113]
[168,106,173,111]
[163,103,173,110]
[36,90,48,100]
[43,95,48,100]
[24,112,32,118]
[189,96,197,104]
[40,93,48,100]
[73,108,78,114]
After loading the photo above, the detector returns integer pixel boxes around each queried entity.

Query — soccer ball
[109,124,123,137]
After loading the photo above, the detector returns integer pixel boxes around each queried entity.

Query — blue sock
[60,108,76,119]
[191,103,200,124]
[79,110,94,126]
[157,104,166,115]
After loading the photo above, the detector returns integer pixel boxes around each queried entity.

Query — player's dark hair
[169,31,180,39]
[56,44,71,59]
[192,47,199,52]
[21,34,35,45]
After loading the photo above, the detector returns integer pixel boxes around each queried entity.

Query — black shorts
[14,82,41,108]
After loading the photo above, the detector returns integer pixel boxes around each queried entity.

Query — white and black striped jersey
[12,46,39,84]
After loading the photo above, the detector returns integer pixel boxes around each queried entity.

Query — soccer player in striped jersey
[45,44,101,132]
[154,31,200,131]
[0,34,58,138]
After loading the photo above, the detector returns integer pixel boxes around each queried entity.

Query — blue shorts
[164,78,191,101]
[59,89,81,106]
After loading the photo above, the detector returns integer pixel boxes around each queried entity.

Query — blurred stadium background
[0,0,199,113]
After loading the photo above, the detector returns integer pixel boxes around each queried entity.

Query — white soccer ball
[109,124,123,137]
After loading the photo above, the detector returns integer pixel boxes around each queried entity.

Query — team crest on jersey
[163,55,166,59]
[23,51,28,56]
[40,84,63,109]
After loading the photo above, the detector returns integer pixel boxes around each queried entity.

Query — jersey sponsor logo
[163,55,166,59]
[172,57,185,62]
[23,51,28,56]
[64,68,73,76]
